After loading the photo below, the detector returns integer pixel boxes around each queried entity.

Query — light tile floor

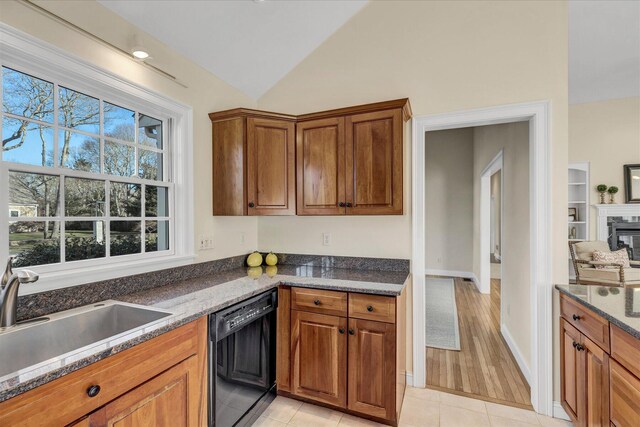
[252,387,575,427]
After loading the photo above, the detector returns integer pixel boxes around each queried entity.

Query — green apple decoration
[266,252,278,266]
[247,251,263,267]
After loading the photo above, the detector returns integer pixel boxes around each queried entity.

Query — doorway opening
[412,102,553,416]
[423,125,531,409]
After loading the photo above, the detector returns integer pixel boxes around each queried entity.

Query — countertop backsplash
[17,253,410,321]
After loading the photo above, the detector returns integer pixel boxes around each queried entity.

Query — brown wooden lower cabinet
[280,286,406,426]
[82,356,199,426]
[347,318,396,420]
[291,309,348,408]
[0,318,208,427]
[559,294,640,427]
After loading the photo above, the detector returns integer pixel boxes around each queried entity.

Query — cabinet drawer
[0,319,203,427]
[560,294,610,352]
[610,359,640,427]
[611,324,640,379]
[292,287,347,317]
[349,293,396,324]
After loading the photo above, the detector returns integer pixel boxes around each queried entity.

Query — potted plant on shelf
[607,186,619,204]
[596,184,608,204]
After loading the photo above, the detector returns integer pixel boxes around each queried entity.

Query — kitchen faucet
[0,257,39,329]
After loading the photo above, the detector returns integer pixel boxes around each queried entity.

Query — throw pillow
[592,249,630,270]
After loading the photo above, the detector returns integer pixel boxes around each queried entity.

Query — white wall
[425,128,474,273]
[569,97,640,239]
[0,0,259,263]
[473,122,531,368]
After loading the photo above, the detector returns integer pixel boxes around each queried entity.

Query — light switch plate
[322,232,331,246]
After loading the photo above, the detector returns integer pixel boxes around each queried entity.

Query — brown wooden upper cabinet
[209,109,296,216]
[297,99,411,216]
[210,99,411,216]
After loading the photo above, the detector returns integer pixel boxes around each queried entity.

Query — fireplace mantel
[594,204,640,241]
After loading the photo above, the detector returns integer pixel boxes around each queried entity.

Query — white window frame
[0,24,194,295]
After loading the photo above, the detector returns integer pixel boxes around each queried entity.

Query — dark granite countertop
[0,263,409,402]
[555,284,640,339]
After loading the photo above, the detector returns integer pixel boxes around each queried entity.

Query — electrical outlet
[199,235,214,250]
[507,304,511,316]
[322,232,331,246]
[240,232,246,244]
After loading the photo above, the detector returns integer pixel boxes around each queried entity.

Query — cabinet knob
[576,343,585,352]
[346,202,353,208]
[572,314,581,321]
[339,328,345,334]
[348,329,355,335]
[572,341,578,348]
[366,305,374,312]
[87,385,101,398]
[248,202,255,208]
[313,299,321,306]
[339,202,346,207]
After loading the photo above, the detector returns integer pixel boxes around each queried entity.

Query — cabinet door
[247,117,295,215]
[345,109,403,215]
[101,357,203,427]
[610,359,640,427]
[347,318,396,421]
[582,335,609,427]
[296,117,346,215]
[291,310,347,408]
[560,318,583,423]
[212,118,246,215]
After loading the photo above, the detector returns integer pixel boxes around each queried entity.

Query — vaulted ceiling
[99,0,367,100]
[99,0,639,104]
[569,0,640,104]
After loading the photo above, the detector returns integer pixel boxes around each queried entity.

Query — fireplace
[611,221,640,261]
[595,204,640,263]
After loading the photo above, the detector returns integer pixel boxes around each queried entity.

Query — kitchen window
[1,26,194,292]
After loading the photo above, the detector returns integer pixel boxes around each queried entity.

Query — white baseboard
[405,372,414,387]
[500,323,531,385]
[552,401,571,421]
[426,269,480,292]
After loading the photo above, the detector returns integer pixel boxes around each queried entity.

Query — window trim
[0,23,194,295]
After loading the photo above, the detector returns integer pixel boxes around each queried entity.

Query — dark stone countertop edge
[555,285,640,339]
[0,273,409,402]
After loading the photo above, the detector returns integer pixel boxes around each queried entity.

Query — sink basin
[0,301,172,379]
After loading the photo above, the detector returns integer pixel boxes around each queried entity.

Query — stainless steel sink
[0,301,172,379]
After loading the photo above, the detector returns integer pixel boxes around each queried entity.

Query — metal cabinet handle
[572,314,581,321]
[339,328,345,334]
[339,202,346,207]
[366,305,374,312]
[572,341,578,348]
[346,202,353,208]
[248,202,255,208]
[576,343,585,352]
[313,299,321,306]
[87,385,101,398]
[348,329,355,335]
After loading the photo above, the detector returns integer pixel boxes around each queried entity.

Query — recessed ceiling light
[132,49,149,60]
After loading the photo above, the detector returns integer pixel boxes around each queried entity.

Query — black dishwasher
[209,289,277,427]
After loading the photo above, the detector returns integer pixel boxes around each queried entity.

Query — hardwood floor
[426,277,532,409]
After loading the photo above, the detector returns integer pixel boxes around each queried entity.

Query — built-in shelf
[568,162,590,280]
